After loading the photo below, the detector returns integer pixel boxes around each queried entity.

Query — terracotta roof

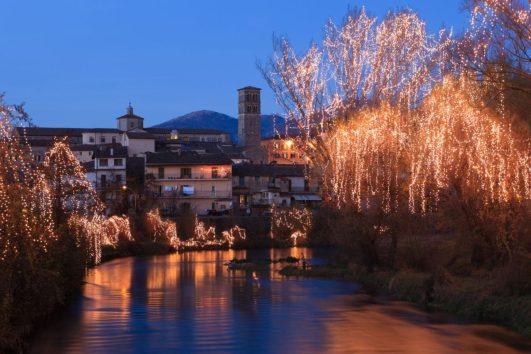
[70,144,98,151]
[126,131,154,139]
[16,127,84,137]
[146,151,232,166]
[16,127,120,136]
[232,164,305,177]
[175,128,230,135]
[93,145,128,158]
[82,128,120,133]
[144,128,172,134]
[238,86,261,91]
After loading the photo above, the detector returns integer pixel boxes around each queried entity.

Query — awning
[292,194,322,201]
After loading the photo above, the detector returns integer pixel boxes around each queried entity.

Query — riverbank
[2,240,175,354]
[280,264,531,339]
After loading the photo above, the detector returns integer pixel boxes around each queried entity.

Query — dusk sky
[1,0,468,128]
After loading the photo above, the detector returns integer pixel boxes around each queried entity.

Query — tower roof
[117,103,144,120]
[238,86,261,91]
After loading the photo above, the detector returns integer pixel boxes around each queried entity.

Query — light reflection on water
[29,248,531,353]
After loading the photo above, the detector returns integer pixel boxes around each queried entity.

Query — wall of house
[261,139,307,165]
[95,157,126,170]
[178,133,230,143]
[146,165,231,180]
[146,165,232,202]
[82,132,120,145]
[125,138,155,157]
[157,197,232,215]
[73,150,94,163]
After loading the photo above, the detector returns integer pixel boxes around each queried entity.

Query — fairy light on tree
[41,139,103,224]
[0,98,56,263]
[264,5,530,263]
[270,205,312,246]
[222,226,247,247]
[144,209,179,248]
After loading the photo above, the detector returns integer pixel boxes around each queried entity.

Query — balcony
[153,190,232,199]
[151,173,232,181]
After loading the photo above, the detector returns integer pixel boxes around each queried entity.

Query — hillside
[152,110,288,141]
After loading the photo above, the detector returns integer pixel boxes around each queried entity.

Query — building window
[114,158,123,167]
[290,153,296,158]
[100,175,107,187]
[99,159,108,167]
[112,136,116,144]
[211,167,219,179]
[239,176,245,186]
[130,121,135,128]
[181,167,191,179]
[89,137,95,143]
[100,136,106,143]
[115,174,122,183]
[182,185,194,195]
[158,167,165,179]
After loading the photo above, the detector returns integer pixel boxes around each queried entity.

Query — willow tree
[263,6,531,268]
[41,139,102,225]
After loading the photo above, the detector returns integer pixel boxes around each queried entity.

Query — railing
[154,190,232,198]
[153,173,232,180]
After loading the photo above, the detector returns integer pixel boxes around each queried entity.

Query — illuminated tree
[264,7,531,267]
[261,9,452,165]
[41,139,102,225]
[458,0,530,94]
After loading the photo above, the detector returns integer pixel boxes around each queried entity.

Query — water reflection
[29,248,531,353]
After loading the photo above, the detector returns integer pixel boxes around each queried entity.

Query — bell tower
[117,103,144,131]
[237,86,261,147]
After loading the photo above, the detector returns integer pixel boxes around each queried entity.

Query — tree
[41,139,102,225]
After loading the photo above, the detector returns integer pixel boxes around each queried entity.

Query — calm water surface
[29,248,531,353]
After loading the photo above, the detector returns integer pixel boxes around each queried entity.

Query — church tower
[117,103,144,131]
[237,86,261,147]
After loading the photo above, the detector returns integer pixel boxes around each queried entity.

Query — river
[28,248,531,353]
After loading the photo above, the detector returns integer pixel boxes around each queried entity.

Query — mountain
[152,110,289,142]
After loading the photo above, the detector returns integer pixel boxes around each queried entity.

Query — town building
[145,151,233,216]
[15,86,323,217]
[237,86,267,163]
[232,164,320,214]
[261,135,307,165]
[85,145,128,191]
[169,128,231,143]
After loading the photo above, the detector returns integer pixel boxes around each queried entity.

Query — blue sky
[0,0,468,128]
